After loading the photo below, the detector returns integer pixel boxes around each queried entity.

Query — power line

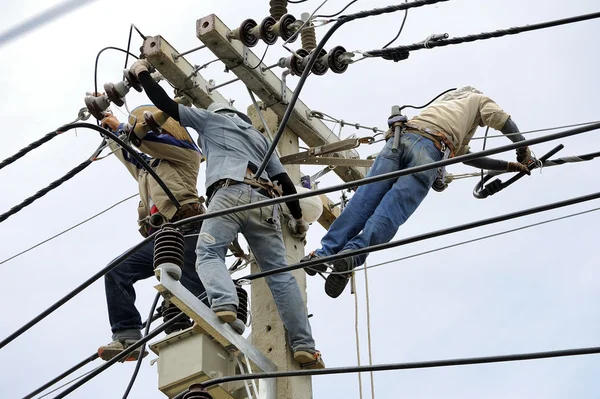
[0,0,97,48]
[323,206,600,275]
[181,345,600,390]
[382,0,408,48]
[0,131,63,171]
[364,11,600,61]
[0,194,137,266]
[315,0,358,18]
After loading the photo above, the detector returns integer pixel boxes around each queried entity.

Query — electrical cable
[323,206,600,275]
[289,0,309,3]
[37,368,98,399]
[399,87,456,112]
[121,292,161,399]
[382,0,408,48]
[21,353,99,399]
[178,121,600,232]
[93,47,139,106]
[52,313,187,399]
[255,0,449,178]
[352,276,364,399]
[0,140,105,224]
[123,24,137,69]
[3,121,598,351]
[365,11,600,61]
[0,131,63,171]
[0,194,137,266]
[237,190,600,282]
[315,0,358,18]
[248,46,270,70]
[180,345,600,391]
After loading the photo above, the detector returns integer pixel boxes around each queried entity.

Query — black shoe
[300,251,329,276]
[324,251,355,298]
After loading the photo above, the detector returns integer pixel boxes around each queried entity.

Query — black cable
[382,0,408,48]
[249,46,270,70]
[237,189,600,282]
[0,234,154,350]
[366,11,600,60]
[288,0,309,3]
[255,0,449,178]
[93,47,139,103]
[21,353,99,399]
[3,120,598,351]
[124,25,135,69]
[399,87,456,112]
[52,313,187,399]
[63,122,180,208]
[0,131,61,171]
[121,293,161,399]
[480,126,491,187]
[0,140,105,224]
[185,345,600,390]
[315,0,358,18]
[176,121,600,231]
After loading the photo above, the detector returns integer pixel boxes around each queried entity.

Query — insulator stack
[161,300,193,334]
[269,0,288,20]
[236,285,249,325]
[310,48,329,75]
[184,383,213,399]
[301,25,317,51]
[153,226,185,270]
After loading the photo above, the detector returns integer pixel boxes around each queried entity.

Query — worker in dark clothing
[302,86,533,298]
[126,59,324,369]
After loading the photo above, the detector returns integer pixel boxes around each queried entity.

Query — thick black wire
[315,0,358,18]
[366,11,600,59]
[399,87,456,112]
[288,0,309,3]
[123,25,135,69]
[0,140,104,224]
[121,293,161,399]
[93,47,139,102]
[60,122,181,208]
[178,121,600,231]
[248,46,270,70]
[382,0,408,48]
[480,126,491,187]
[21,353,99,399]
[0,131,61,171]
[52,313,187,399]
[254,0,449,178]
[188,345,600,390]
[3,121,598,351]
[238,189,600,281]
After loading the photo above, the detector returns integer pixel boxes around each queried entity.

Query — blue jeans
[104,227,207,337]
[315,133,443,266]
[196,184,315,352]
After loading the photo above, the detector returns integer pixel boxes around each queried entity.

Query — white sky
[1,0,600,398]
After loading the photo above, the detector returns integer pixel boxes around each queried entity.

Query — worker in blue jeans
[129,58,325,369]
[303,87,532,298]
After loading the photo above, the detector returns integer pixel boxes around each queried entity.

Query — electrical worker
[127,59,325,369]
[96,106,215,362]
[302,86,533,298]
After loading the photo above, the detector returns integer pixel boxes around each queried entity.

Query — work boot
[229,319,246,335]
[300,251,329,276]
[294,349,325,369]
[213,305,238,323]
[324,250,355,298]
[97,339,148,362]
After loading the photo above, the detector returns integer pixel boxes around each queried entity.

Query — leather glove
[129,59,151,77]
[289,218,309,241]
[516,146,533,165]
[507,161,531,175]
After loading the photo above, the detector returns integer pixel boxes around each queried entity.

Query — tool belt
[210,168,283,200]
[145,202,204,235]
[385,124,456,158]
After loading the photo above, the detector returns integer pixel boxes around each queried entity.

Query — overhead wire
[2,120,600,351]
[315,0,358,18]
[0,194,137,266]
[352,276,364,399]
[363,261,375,399]
[364,11,600,61]
[381,0,408,48]
[0,131,64,171]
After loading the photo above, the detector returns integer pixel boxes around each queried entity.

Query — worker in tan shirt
[302,86,533,298]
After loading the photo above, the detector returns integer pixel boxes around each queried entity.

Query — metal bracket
[279,138,375,167]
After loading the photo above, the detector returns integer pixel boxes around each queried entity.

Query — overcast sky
[1,0,599,398]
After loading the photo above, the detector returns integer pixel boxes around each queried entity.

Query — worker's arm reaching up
[130,60,180,121]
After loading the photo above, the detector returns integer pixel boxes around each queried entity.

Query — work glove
[506,161,531,175]
[516,146,534,165]
[289,218,310,241]
[129,59,151,77]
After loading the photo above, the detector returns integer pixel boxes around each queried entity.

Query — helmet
[207,102,253,124]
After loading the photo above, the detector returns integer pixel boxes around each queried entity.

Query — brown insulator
[183,383,213,399]
[301,25,317,52]
[269,0,288,20]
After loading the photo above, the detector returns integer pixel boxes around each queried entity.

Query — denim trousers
[196,184,315,352]
[104,227,207,338]
[315,133,443,267]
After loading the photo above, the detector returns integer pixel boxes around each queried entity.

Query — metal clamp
[473,144,564,199]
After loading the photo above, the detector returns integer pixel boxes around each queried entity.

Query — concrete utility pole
[143,10,370,397]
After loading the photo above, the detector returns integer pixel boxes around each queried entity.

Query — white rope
[352,275,364,399]
[363,261,376,399]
